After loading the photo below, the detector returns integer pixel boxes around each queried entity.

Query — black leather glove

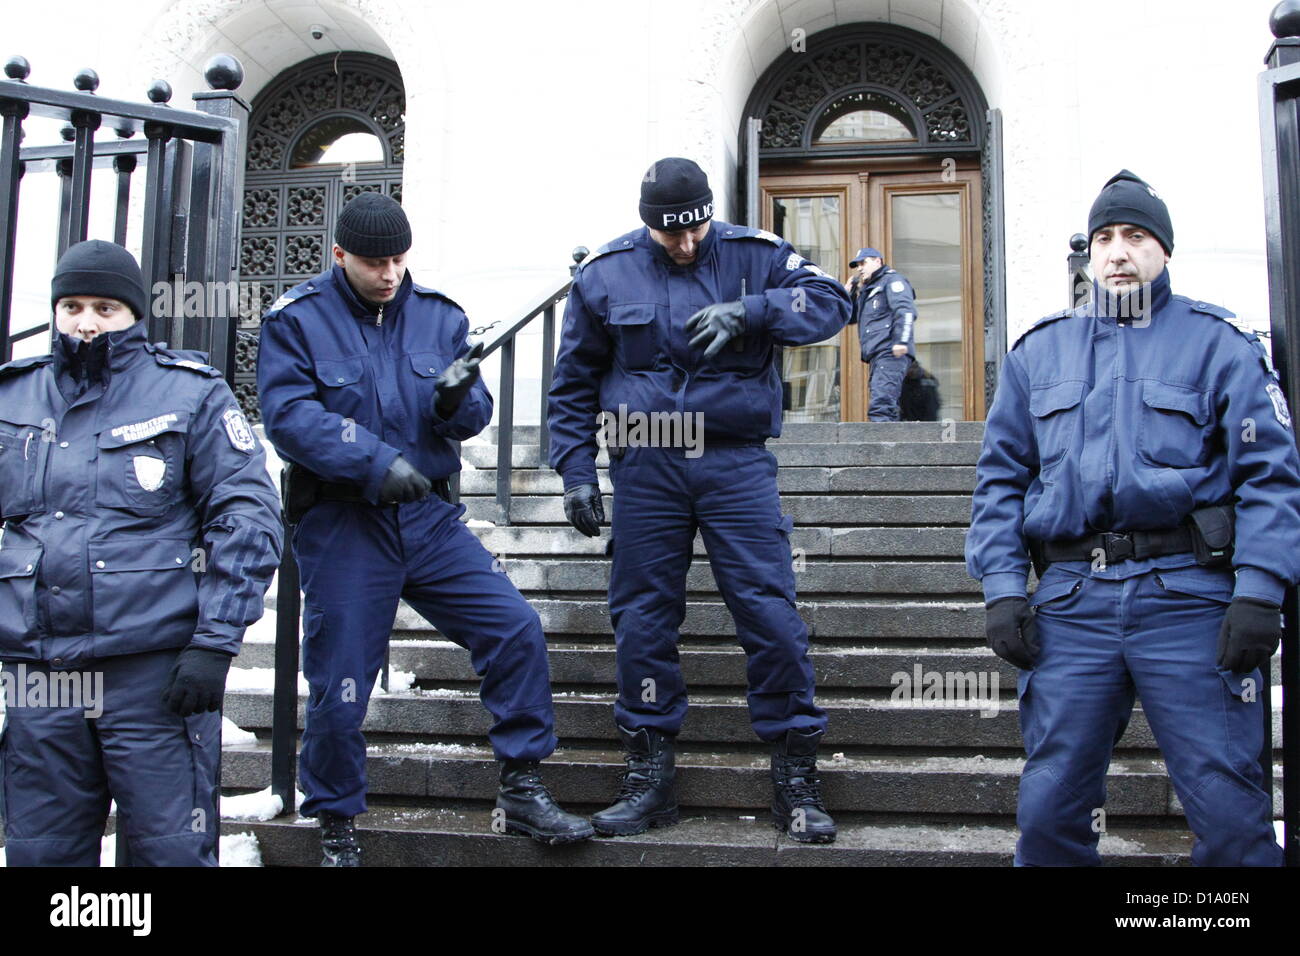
[985,597,1039,670]
[1217,597,1282,673]
[161,646,233,717]
[685,301,746,359]
[379,455,433,504]
[434,341,485,419]
[563,483,605,538]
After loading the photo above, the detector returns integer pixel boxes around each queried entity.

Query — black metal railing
[268,245,588,813]
[1,54,249,380]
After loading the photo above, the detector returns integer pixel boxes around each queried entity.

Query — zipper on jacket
[376,305,384,327]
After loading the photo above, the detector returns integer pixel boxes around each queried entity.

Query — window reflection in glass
[772,195,843,422]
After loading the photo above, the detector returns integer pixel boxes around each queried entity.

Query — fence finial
[147,79,173,105]
[73,68,99,93]
[1271,1,1300,38]
[1070,233,1089,253]
[3,56,30,82]
[204,54,244,92]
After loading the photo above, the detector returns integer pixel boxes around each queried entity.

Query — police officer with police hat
[548,158,850,842]
[258,191,592,865]
[848,247,918,422]
[967,170,1300,865]
[0,240,283,865]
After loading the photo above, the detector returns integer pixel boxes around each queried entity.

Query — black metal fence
[1,53,248,378]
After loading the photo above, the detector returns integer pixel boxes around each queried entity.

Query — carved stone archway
[236,52,405,420]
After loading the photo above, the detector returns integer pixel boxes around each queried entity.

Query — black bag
[281,462,321,526]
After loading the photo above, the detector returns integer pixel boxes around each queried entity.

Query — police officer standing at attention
[548,158,850,842]
[967,170,1300,866]
[258,192,591,865]
[848,247,917,422]
[0,240,283,866]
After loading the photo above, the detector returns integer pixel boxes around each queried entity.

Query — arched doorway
[742,25,998,422]
[236,52,405,420]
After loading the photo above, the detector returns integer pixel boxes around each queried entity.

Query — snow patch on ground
[371,669,415,696]
[220,786,305,821]
[226,666,307,694]
[222,716,257,748]
[382,741,479,755]
[467,518,496,528]
[241,608,279,643]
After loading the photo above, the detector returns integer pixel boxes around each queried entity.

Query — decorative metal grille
[745,26,985,157]
[236,53,405,421]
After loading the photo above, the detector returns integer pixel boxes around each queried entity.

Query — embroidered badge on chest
[132,455,166,492]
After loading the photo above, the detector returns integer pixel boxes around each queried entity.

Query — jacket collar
[1090,267,1171,323]
[332,264,414,322]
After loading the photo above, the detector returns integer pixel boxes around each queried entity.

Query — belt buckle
[1101,532,1134,563]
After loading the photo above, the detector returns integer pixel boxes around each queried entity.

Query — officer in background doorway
[548,158,850,843]
[257,192,591,865]
[967,170,1300,866]
[0,240,282,865]
[848,247,917,422]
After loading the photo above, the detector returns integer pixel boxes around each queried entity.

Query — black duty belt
[1039,527,1194,565]
[320,478,451,505]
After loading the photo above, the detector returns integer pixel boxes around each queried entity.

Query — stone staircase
[219,421,1280,866]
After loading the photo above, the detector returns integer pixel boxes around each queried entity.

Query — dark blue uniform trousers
[293,495,556,818]
[608,444,825,740]
[1016,565,1281,866]
[1,649,220,866]
[867,353,911,422]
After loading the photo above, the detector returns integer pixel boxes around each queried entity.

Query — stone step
[458,466,978,496]
[224,689,1290,751]
[461,495,972,527]
[462,442,984,470]
[475,559,979,596]
[237,641,1005,689]
[223,803,1190,867]
[462,526,970,559]
[482,421,988,445]
[222,741,1226,818]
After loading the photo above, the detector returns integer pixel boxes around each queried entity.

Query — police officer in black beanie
[549,158,851,842]
[258,192,592,865]
[0,240,282,865]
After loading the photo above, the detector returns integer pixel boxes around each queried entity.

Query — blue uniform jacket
[0,321,283,667]
[256,265,492,501]
[547,222,851,489]
[850,266,917,361]
[966,269,1300,606]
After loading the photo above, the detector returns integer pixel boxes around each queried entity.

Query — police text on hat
[639,158,714,231]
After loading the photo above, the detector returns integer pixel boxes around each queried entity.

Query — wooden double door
[761,161,985,422]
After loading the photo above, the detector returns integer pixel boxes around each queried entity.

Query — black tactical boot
[319,811,362,866]
[591,724,679,836]
[770,728,836,844]
[496,760,595,845]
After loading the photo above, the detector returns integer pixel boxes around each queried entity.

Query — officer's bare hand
[1217,597,1282,673]
[563,483,604,537]
[434,341,485,419]
[380,455,433,504]
[686,301,746,359]
[161,646,233,717]
[891,344,908,358]
[984,597,1039,670]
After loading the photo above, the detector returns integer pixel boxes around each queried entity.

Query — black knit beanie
[51,240,147,320]
[639,158,714,231]
[335,191,411,257]
[1088,170,1173,255]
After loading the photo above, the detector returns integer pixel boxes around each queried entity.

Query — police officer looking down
[257,192,591,866]
[967,170,1300,866]
[548,158,851,842]
[0,240,283,866]
[848,247,917,422]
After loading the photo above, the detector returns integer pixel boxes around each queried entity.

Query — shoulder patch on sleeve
[262,280,323,321]
[1012,309,1073,349]
[890,280,906,293]
[221,405,258,452]
[0,354,53,380]
[1266,382,1293,429]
